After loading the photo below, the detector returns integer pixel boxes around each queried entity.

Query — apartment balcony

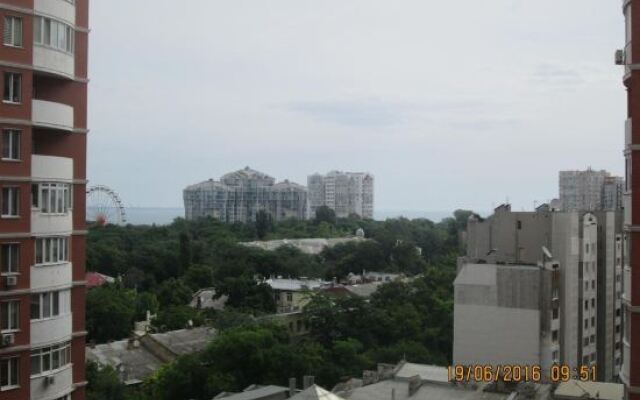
[34,0,76,25]
[30,313,72,347]
[33,45,75,80]
[32,209,73,236]
[32,99,74,131]
[624,193,631,226]
[623,267,631,303]
[32,155,73,182]
[30,262,72,292]
[626,118,632,147]
[30,364,73,400]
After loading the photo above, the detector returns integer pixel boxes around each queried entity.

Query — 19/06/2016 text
[447,365,597,383]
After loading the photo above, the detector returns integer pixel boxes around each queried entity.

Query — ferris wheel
[86,185,127,226]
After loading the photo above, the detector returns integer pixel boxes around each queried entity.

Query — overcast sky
[88,0,625,213]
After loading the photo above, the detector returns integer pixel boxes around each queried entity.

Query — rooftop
[265,278,326,291]
[213,385,290,400]
[554,380,624,400]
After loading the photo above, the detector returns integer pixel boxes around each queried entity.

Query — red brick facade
[0,1,88,399]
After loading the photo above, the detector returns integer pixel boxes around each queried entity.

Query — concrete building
[308,171,374,219]
[454,262,561,375]
[0,2,89,399]
[620,1,640,397]
[241,236,368,255]
[184,167,308,223]
[87,327,216,386]
[559,169,623,211]
[462,205,623,381]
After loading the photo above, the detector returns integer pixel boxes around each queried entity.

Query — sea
[123,208,455,226]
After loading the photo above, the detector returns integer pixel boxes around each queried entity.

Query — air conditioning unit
[1,334,15,346]
[615,49,626,65]
[45,375,55,385]
[5,276,17,287]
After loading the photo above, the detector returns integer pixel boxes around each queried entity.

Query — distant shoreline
[121,207,468,226]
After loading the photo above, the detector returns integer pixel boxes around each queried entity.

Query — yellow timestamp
[448,365,597,383]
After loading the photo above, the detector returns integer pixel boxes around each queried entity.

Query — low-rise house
[87,327,216,385]
[213,385,291,400]
[265,278,326,313]
[190,288,228,311]
[554,381,623,400]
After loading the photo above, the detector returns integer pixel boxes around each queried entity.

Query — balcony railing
[32,155,73,182]
[30,313,72,347]
[32,99,74,131]
[30,364,73,400]
[33,46,75,80]
[34,0,76,25]
[30,262,72,292]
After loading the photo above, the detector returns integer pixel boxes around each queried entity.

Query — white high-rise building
[307,171,374,219]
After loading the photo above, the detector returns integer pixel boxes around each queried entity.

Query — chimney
[408,375,422,397]
[289,377,296,397]
[303,376,315,389]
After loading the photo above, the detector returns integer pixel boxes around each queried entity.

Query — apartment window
[585,243,589,253]
[590,335,595,344]
[30,291,60,320]
[552,330,558,342]
[591,280,595,290]
[2,130,20,160]
[591,317,595,327]
[0,301,18,332]
[1,187,19,217]
[584,281,588,291]
[584,319,589,329]
[552,350,559,361]
[33,17,74,53]
[0,244,18,274]
[286,292,293,302]
[591,298,595,308]
[3,16,22,47]
[34,237,68,265]
[583,337,589,347]
[32,184,71,214]
[584,300,589,311]
[30,342,70,377]
[3,73,20,103]
[552,308,559,320]
[0,357,18,390]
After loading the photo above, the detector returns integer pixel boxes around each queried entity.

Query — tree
[183,264,214,291]
[152,305,203,331]
[135,292,160,321]
[86,362,126,400]
[155,278,193,308]
[179,232,192,274]
[314,206,336,225]
[86,284,136,343]
[255,210,273,239]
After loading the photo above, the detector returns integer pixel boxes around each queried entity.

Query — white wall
[34,0,75,25]
[32,99,74,131]
[30,365,73,400]
[31,263,72,292]
[33,46,75,79]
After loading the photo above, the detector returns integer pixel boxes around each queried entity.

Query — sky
[88,0,626,213]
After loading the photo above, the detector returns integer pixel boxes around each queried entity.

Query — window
[1,187,19,217]
[2,130,20,160]
[591,298,595,308]
[585,243,589,254]
[552,350,559,361]
[3,73,20,103]
[552,308,559,320]
[582,356,589,365]
[584,319,589,329]
[286,292,293,302]
[0,301,18,332]
[583,337,589,347]
[592,280,595,290]
[0,357,18,390]
[590,335,595,343]
[591,317,595,327]
[0,244,18,274]
[30,291,60,320]
[584,281,588,291]
[30,342,70,377]
[32,184,71,214]
[33,17,74,53]
[552,330,558,342]
[34,237,68,265]
[584,300,589,310]
[3,16,22,47]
